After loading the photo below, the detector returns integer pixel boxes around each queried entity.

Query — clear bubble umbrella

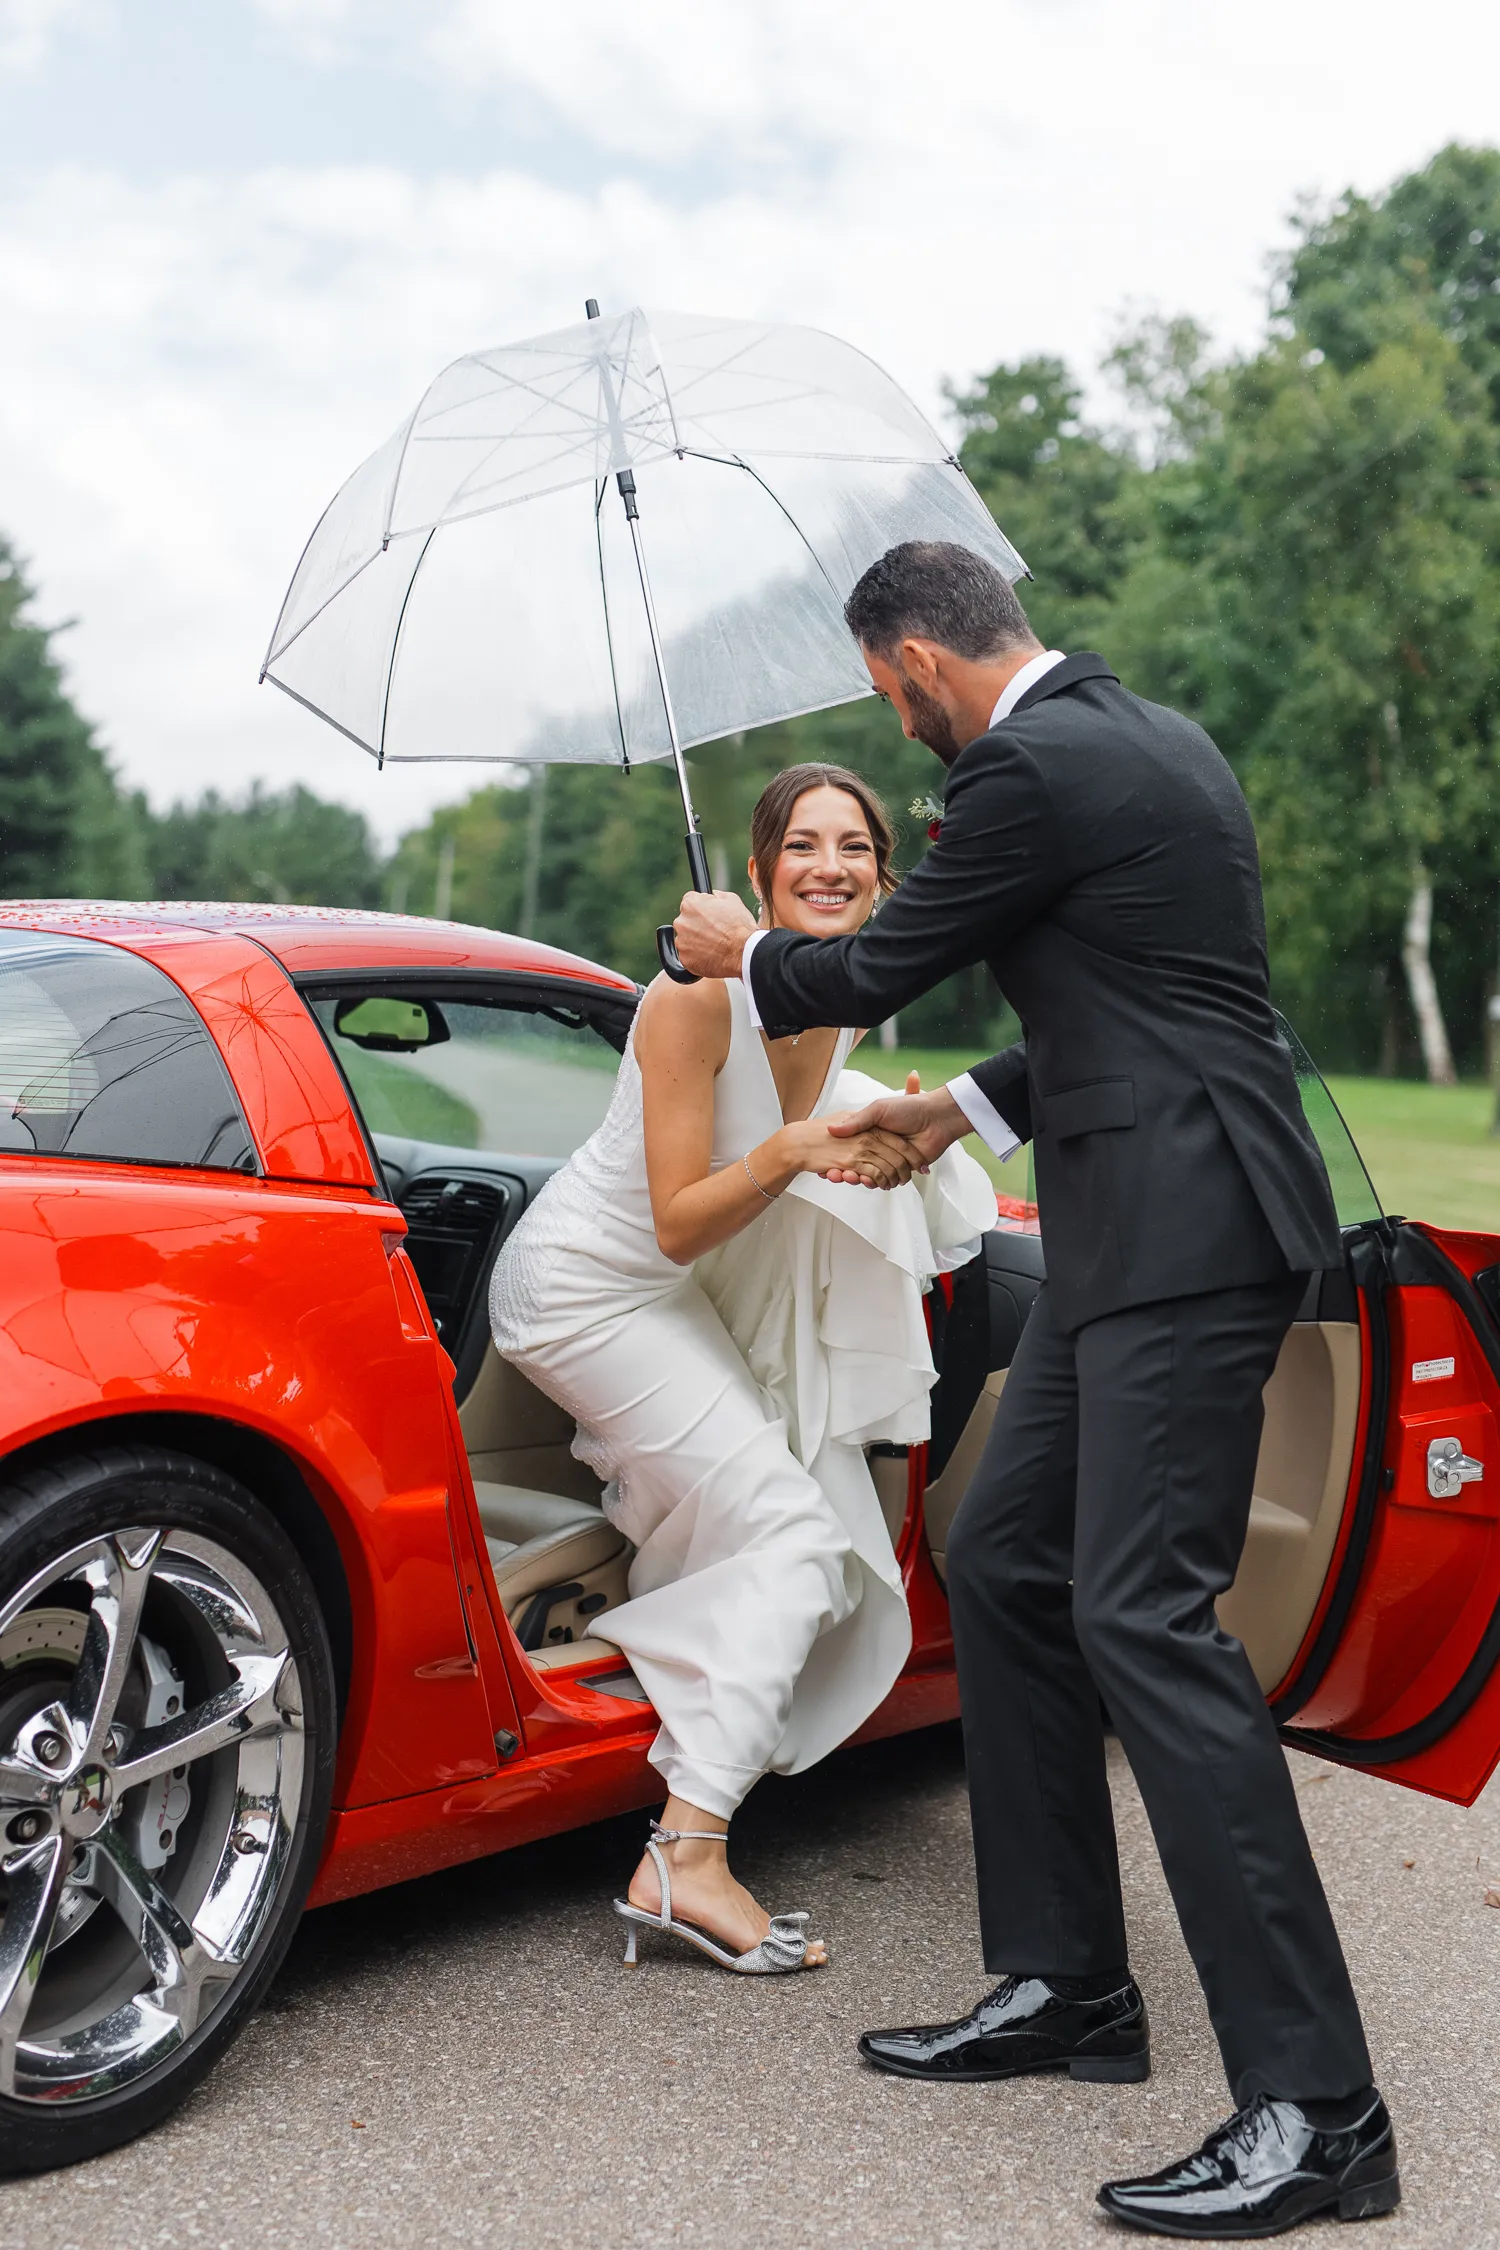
[261,301,1025,977]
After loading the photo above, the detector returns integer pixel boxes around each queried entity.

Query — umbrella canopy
[262,305,1026,773]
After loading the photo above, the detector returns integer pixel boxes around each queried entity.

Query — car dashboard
[373,1134,564,1405]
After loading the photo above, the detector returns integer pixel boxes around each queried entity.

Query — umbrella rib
[263,673,380,760]
[435,422,608,511]
[261,543,388,670]
[666,330,777,398]
[636,312,682,455]
[260,488,341,680]
[377,527,436,769]
[407,463,605,528]
[417,361,606,439]
[594,479,631,773]
[422,369,657,509]
[387,365,619,522]
[713,452,850,613]
[380,409,421,547]
[702,445,947,465]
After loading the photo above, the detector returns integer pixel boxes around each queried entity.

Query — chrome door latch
[1427,1436,1485,1499]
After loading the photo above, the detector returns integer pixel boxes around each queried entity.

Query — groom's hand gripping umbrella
[261,302,1026,980]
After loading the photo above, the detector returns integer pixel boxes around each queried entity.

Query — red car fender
[0,1163,497,1808]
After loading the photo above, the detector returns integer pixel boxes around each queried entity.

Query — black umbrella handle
[657,831,712,983]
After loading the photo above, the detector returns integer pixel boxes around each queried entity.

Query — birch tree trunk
[1402,864,1457,1086]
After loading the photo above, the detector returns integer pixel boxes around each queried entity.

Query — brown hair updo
[747,764,898,921]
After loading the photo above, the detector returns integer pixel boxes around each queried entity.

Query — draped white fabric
[490,986,995,1816]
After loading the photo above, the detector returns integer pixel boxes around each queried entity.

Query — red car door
[1271,1215,1500,1806]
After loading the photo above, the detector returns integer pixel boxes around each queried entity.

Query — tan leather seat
[472,1481,631,1651]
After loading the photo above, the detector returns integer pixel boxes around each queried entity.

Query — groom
[672,542,1397,2238]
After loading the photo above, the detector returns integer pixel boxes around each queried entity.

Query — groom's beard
[897,668,963,766]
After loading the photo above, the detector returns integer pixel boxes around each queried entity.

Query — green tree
[0,543,147,898]
[948,354,1146,650]
[1277,142,1500,1073]
[1156,319,1496,1073]
[146,782,385,907]
[1288,143,1500,417]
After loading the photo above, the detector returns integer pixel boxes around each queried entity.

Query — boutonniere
[910,792,944,842]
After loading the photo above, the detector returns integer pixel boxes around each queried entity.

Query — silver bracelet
[743,1152,780,1203]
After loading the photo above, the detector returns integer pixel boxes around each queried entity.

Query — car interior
[921,1239,1366,1692]
[311,981,1370,1705]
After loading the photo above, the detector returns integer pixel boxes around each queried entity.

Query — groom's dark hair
[844,541,1039,662]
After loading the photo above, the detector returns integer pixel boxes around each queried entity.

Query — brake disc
[0,1609,191,1947]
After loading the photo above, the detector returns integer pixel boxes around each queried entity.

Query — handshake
[784,1073,972,1192]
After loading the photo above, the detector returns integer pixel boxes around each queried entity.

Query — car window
[1276,1012,1382,1227]
[0,931,258,1173]
[309,993,623,1159]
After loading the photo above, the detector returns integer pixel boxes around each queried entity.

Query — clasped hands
[817,1073,971,1189]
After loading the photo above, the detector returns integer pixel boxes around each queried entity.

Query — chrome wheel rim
[0,1526,304,2104]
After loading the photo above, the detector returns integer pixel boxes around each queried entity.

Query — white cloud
[3,0,1499,848]
[0,0,101,73]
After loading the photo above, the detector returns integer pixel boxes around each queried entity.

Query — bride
[490,763,995,1974]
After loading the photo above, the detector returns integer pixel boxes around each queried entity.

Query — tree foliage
[7,144,1499,1076]
[0,544,147,899]
[144,782,384,907]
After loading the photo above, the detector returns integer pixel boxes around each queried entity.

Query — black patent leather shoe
[1097,2088,1399,2237]
[858,1974,1149,2083]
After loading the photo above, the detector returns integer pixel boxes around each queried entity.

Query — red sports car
[0,901,1495,2172]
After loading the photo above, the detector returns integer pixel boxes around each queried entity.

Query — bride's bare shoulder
[635,973,732,1069]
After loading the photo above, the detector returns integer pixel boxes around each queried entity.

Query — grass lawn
[1326,1077,1500,1235]
[337,1048,481,1148]
[854,1045,1500,1236]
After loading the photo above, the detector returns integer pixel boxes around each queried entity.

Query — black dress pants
[945,1275,1373,2106]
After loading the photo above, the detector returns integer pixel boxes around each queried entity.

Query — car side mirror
[333,996,451,1052]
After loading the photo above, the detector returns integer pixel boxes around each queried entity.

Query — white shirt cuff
[741,927,770,1030]
[947,1071,1022,1162]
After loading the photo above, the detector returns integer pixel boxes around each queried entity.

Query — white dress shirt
[742,649,1065,1163]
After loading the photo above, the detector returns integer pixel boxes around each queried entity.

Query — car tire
[0,1441,337,2174]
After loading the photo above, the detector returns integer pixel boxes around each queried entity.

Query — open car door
[921,1022,1500,1811]
[1269,1212,1500,1806]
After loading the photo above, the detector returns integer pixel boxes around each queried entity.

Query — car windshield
[309,993,624,1159]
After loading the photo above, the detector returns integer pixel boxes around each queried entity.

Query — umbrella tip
[585,297,600,320]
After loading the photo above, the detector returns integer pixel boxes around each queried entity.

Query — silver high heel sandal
[614,1823,820,1974]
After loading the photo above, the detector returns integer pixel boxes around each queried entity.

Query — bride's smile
[753,782,881,937]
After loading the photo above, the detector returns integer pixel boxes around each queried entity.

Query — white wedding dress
[489,978,996,1819]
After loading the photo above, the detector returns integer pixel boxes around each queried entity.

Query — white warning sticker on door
[1412,1356,1456,1383]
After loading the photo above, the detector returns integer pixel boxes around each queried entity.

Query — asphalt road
[5,1730,1498,2250]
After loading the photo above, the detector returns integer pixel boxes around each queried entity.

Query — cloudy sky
[1,0,1497,844]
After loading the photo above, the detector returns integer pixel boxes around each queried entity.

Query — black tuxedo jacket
[747,653,1341,1333]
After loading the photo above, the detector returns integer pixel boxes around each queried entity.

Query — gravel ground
[4,1729,1497,2250]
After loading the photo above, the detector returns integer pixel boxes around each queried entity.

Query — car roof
[0,901,638,992]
